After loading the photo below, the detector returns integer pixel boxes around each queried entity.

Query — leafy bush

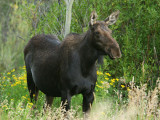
[19,0,160,87]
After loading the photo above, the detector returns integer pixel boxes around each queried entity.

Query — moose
[24,10,121,116]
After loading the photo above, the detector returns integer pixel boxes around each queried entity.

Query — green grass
[0,66,123,119]
[0,66,159,119]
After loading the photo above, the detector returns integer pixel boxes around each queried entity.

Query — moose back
[24,11,121,114]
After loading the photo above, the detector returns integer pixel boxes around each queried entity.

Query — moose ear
[105,10,120,26]
[90,11,98,26]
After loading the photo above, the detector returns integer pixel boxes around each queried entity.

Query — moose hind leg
[26,63,39,102]
[34,87,39,101]
[27,73,39,102]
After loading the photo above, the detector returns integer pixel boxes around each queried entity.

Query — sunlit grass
[0,67,124,117]
[0,67,159,120]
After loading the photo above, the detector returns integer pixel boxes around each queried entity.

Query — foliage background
[0,0,159,87]
[0,0,159,119]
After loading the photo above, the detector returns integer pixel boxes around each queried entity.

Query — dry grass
[90,78,160,120]
[106,78,159,120]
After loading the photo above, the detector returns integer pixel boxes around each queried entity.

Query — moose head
[90,10,121,59]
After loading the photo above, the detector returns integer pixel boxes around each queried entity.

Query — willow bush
[30,0,160,87]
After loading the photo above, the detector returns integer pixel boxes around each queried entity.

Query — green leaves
[0,0,159,88]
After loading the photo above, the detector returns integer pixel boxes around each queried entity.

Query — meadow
[0,0,160,119]
[0,66,159,119]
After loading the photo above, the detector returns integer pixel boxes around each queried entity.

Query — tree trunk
[64,0,74,37]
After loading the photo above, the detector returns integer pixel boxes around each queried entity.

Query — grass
[0,66,160,120]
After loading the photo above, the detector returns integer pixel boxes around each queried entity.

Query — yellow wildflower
[96,84,103,89]
[12,75,15,77]
[13,4,18,10]
[97,71,103,75]
[127,87,131,91]
[116,78,119,81]
[105,78,109,80]
[22,96,26,99]
[110,82,113,85]
[23,66,26,70]
[2,105,8,109]
[28,102,33,106]
[27,102,33,108]
[105,73,111,76]
[121,85,125,88]
[24,86,27,89]
[28,105,32,108]
[11,69,15,72]
[18,76,22,80]
[13,76,17,80]
[7,72,11,75]
[100,81,104,84]
[24,80,27,83]
[27,98,30,101]
[111,79,115,83]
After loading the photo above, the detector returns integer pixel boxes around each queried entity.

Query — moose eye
[95,32,99,36]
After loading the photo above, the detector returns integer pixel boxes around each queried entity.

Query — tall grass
[0,67,159,120]
[0,81,159,120]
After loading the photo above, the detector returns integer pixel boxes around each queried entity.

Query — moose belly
[31,69,61,97]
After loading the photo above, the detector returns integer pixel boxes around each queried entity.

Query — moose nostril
[118,54,122,58]
[111,47,122,59]
[117,50,122,58]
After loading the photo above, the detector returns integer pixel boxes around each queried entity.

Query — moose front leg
[60,91,72,119]
[61,91,71,111]
[82,91,94,118]
[46,95,54,107]
[43,95,54,112]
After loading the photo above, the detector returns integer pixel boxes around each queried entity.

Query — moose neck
[79,30,98,76]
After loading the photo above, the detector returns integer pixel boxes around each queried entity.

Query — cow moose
[24,10,121,116]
